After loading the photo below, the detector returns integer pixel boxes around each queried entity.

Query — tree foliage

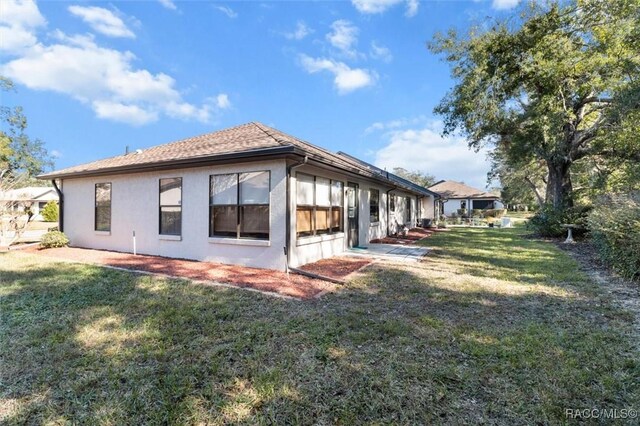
[392,167,437,188]
[41,200,59,222]
[429,0,640,210]
[1,76,53,179]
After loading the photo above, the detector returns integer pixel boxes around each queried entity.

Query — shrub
[483,208,507,218]
[40,231,69,248]
[588,193,640,281]
[41,200,59,222]
[527,204,592,237]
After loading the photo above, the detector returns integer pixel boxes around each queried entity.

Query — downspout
[51,179,64,232]
[285,156,308,272]
[386,187,395,236]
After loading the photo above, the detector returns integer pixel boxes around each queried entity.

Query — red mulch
[25,246,335,300]
[298,256,373,280]
[370,227,438,245]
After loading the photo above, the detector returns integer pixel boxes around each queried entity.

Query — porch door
[346,182,359,248]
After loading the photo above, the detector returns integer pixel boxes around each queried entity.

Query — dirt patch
[370,227,440,245]
[298,256,373,280]
[25,246,336,300]
[557,241,640,350]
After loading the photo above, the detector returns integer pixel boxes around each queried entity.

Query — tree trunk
[545,160,573,209]
[524,176,545,208]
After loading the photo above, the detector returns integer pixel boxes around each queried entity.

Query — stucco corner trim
[94,231,111,236]
[159,235,182,241]
[296,233,345,247]
[208,237,271,247]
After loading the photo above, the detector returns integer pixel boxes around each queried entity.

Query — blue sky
[1,0,522,189]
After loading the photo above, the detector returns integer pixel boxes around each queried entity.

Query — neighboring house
[0,187,59,221]
[39,122,438,270]
[429,180,503,217]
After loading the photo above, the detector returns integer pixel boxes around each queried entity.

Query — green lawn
[1,228,638,424]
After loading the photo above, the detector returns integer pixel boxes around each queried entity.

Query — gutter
[51,179,64,232]
[284,155,308,272]
[37,145,301,180]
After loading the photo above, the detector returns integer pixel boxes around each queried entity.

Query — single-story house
[0,186,59,221]
[429,180,503,217]
[39,122,438,270]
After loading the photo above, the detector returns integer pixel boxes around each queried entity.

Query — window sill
[369,222,380,227]
[208,237,270,247]
[94,231,111,236]
[296,232,344,246]
[159,234,182,241]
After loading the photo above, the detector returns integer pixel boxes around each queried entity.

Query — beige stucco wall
[62,159,288,270]
[61,159,431,270]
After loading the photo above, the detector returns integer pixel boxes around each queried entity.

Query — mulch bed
[370,227,438,245]
[298,256,374,280]
[25,246,336,300]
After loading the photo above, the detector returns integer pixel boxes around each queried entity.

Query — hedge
[588,193,640,281]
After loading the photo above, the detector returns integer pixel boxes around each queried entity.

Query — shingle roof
[336,151,439,197]
[38,123,423,194]
[0,186,58,201]
[428,180,499,199]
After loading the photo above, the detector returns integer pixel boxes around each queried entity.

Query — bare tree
[0,170,34,247]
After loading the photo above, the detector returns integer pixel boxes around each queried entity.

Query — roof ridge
[251,122,289,147]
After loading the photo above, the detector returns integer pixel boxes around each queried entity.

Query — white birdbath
[561,224,576,244]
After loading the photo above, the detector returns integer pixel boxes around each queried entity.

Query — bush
[588,193,640,281]
[527,204,592,237]
[40,231,69,248]
[482,208,507,218]
[41,200,59,222]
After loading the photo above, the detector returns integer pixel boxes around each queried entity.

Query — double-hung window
[209,171,270,240]
[159,178,182,236]
[296,173,344,238]
[95,183,111,232]
[369,189,380,223]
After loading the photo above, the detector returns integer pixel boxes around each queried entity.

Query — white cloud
[370,41,392,63]
[351,0,419,17]
[215,93,231,109]
[299,55,377,94]
[2,14,227,126]
[326,20,359,58]
[93,100,159,126]
[0,0,46,54]
[364,115,428,134]
[51,150,62,158]
[373,121,492,189]
[492,0,520,10]
[157,0,177,10]
[284,21,312,40]
[68,5,135,38]
[405,0,419,17]
[214,5,238,18]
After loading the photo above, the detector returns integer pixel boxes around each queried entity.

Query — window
[159,178,182,236]
[405,196,411,224]
[296,173,343,238]
[95,183,111,232]
[209,171,270,240]
[369,189,380,223]
[390,195,395,213]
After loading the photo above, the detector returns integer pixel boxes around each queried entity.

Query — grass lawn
[1,228,638,424]
[26,221,58,231]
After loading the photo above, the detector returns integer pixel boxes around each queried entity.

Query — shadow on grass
[0,230,638,424]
